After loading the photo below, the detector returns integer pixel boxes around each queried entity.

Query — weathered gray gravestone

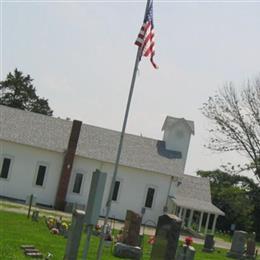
[245,233,256,259]
[122,210,142,247]
[203,234,215,252]
[150,214,182,260]
[227,230,247,258]
[63,209,85,260]
[31,210,39,222]
[114,242,142,259]
[113,210,142,259]
[176,245,196,260]
[82,170,107,260]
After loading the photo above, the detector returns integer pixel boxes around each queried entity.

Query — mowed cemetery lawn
[0,210,258,260]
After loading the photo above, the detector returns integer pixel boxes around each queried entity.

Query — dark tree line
[202,76,260,181]
[201,76,260,240]
[0,69,53,116]
[197,170,260,240]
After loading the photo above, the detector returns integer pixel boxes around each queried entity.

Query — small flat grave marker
[24,248,40,253]
[21,245,35,249]
[25,252,43,258]
[21,244,43,259]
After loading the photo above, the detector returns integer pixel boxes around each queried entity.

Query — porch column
[178,207,183,218]
[211,214,218,234]
[204,213,210,234]
[181,208,187,228]
[198,212,204,232]
[173,204,177,215]
[188,209,194,228]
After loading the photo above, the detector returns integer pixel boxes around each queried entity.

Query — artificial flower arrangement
[45,216,69,236]
[185,236,193,247]
[148,235,156,245]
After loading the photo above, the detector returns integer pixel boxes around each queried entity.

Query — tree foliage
[202,77,260,181]
[0,69,53,116]
[197,170,260,239]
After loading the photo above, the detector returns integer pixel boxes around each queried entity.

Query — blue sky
[1,0,260,175]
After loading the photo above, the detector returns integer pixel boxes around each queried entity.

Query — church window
[73,173,83,194]
[145,187,156,208]
[35,165,47,186]
[112,181,120,201]
[0,157,12,179]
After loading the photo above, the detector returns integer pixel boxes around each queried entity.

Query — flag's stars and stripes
[135,0,158,69]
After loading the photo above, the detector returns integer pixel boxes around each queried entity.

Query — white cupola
[162,116,195,166]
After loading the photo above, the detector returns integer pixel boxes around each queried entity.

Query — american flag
[135,0,158,69]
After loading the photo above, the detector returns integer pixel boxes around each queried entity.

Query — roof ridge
[84,123,161,143]
[0,105,161,143]
[0,104,73,124]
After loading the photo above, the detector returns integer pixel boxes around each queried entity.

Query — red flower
[185,236,193,246]
[148,236,156,245]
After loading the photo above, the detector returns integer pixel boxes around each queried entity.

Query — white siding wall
[169,179,179,197]
[65,157,102,206]
[104,164,171,225]
[0,140,175,225]
[67,157,173,224]
[0,140,63,205]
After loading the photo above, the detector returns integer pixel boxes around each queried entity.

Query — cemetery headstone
[176,245,196,260]
[122,210,142,247]
[64,209,85,260]
[150,214,182,260]
[85,170,107,226]
[227,230,247,258]
[31,210,39,222]
[114,242,142,259]
[113,210,142,259]
[82,170,107,260]
[203,234,215,252]
[245,233,256,259]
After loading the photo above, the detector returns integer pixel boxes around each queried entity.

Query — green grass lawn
[214,231,233,243]
[0,210,257,260]
[215,231,260,248]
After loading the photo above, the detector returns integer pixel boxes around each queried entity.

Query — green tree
[201,77,260,181]
[0,69,53,116]
[197,170,260,239]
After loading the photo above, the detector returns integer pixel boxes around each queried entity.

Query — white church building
[0,105,224,234]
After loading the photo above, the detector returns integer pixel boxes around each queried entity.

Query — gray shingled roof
[0,105,185,177]
[171,175,224,215]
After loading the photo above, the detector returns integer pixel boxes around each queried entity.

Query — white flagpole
[95,1,151,259]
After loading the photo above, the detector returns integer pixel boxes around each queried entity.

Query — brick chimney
[55,120,82,210]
